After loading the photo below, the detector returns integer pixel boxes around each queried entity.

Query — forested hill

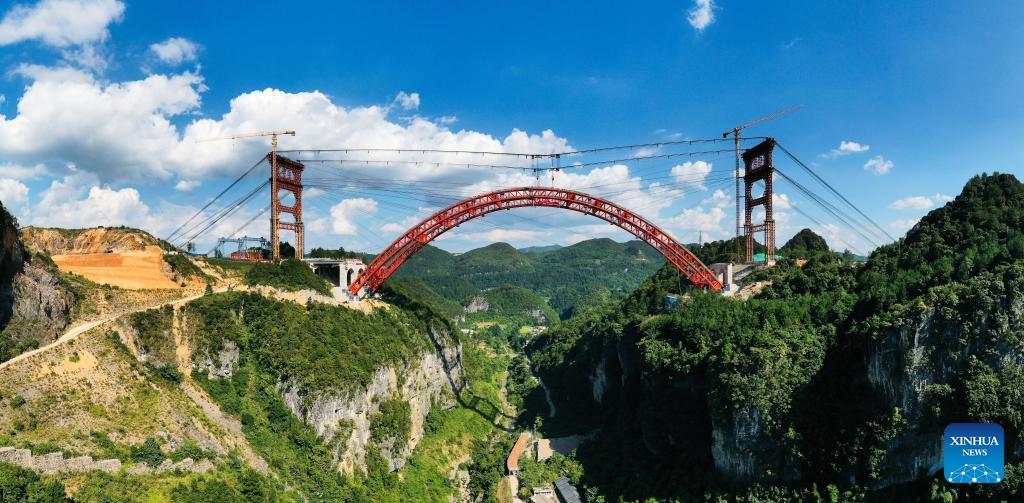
[393,238,665,319]
[527,172,1024,501]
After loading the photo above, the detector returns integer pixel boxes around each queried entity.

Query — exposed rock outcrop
[279,327,463,474]
[0,447,122,474]
[0,207,75,350]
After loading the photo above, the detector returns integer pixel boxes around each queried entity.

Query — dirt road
[0,291,209,371]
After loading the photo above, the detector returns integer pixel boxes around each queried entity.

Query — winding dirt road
[0,290,209,371]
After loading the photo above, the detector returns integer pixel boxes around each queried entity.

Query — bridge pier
[302,258,366,299]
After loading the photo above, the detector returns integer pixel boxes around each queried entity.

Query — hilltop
[527,173,1024,501]
[395,237,664,320]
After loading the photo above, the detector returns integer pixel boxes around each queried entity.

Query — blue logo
[944,423,1004,484]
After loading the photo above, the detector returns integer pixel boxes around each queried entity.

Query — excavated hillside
[20,226,161,255]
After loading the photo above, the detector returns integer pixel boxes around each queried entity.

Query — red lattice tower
[742,138,777,264]
[269,153,305,260]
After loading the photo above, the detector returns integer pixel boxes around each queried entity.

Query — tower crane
[197,130,296,261]
[197,130,296,150]
[722,106,801,261]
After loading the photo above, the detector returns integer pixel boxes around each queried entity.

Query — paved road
[0,290,209,371]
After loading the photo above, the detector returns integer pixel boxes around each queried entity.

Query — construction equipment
[197,130,297,261]
[722,105,801,262]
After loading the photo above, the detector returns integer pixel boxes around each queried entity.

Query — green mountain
[779,227,831,257]
[393,237,665,319]
[527,173,1024,501]
[518,245,562,253]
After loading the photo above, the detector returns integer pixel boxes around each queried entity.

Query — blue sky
[0,0,1021,255]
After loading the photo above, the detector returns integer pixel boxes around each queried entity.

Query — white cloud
[0,0,124,47]
[665,206,726,233]
[381,207,435,234]
[330,198,378,235]
[888,193,956,210]
[687,0,715,31]
[822,140,870,158]
[670,160,712,191]
[31,173,157,229]
[0,67,203,182]
[0,178,30,207]
[863,156,893,175]
[392,91,420,111]
[149,37,200,65]
[772,193,792,209]
[0,162,51,179]
[174,180,200,192]
[701,189,730,208]
[438,228,541,244]
[1,64,575,188]
[888,195,933,210]
[888,218,920,233]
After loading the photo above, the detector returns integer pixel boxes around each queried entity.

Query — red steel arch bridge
[349,186,724,294]
[166,136,893,297]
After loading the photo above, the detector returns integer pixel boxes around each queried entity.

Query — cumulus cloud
[662,206,727,243]
[687,0,715,31]
[822,140,870,158]
[392,91,420,111]
[773,193,792,209]
[888,218,920,233]
[381,207,435,234]
[438,228,542,244]
[0,67,203,182]
[701,189,730,208]
[31,173,159,229]
[0,161,51,179]
[0,178,30,207]
[0,0,124,47]
[670,160,712,191]
[888,196,932,210]
[174,180,200,192]
[330,198,378,235]
[150,37,200,65]
[888,193,955,210]
[0,62,578,187]
[863,156,893,175]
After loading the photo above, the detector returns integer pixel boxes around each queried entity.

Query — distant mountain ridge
[393,237,665,320]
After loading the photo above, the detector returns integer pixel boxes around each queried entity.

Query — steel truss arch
[349,187,724,295]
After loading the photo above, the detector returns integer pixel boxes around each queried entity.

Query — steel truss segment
[350,187,724,294]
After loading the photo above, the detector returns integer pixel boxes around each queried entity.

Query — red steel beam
[349,187,723,295]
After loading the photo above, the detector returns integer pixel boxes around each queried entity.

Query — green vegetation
[185,288,514,501]
[779,227,831,257]
[371,399,412,450]
[0,462,67,502]
[395,238,665,320]
[186,292,431,394]
[242,259,332,295]
[163,254,212,283]
[465,285,558,326]
[308,246,361,259]
[129,305,174,363]
[526,173,1024,501]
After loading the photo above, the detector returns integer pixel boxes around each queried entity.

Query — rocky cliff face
[0,208,75,351]
[9,259,75,337]
[860,268,1024,488]
[278,326,463,474]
